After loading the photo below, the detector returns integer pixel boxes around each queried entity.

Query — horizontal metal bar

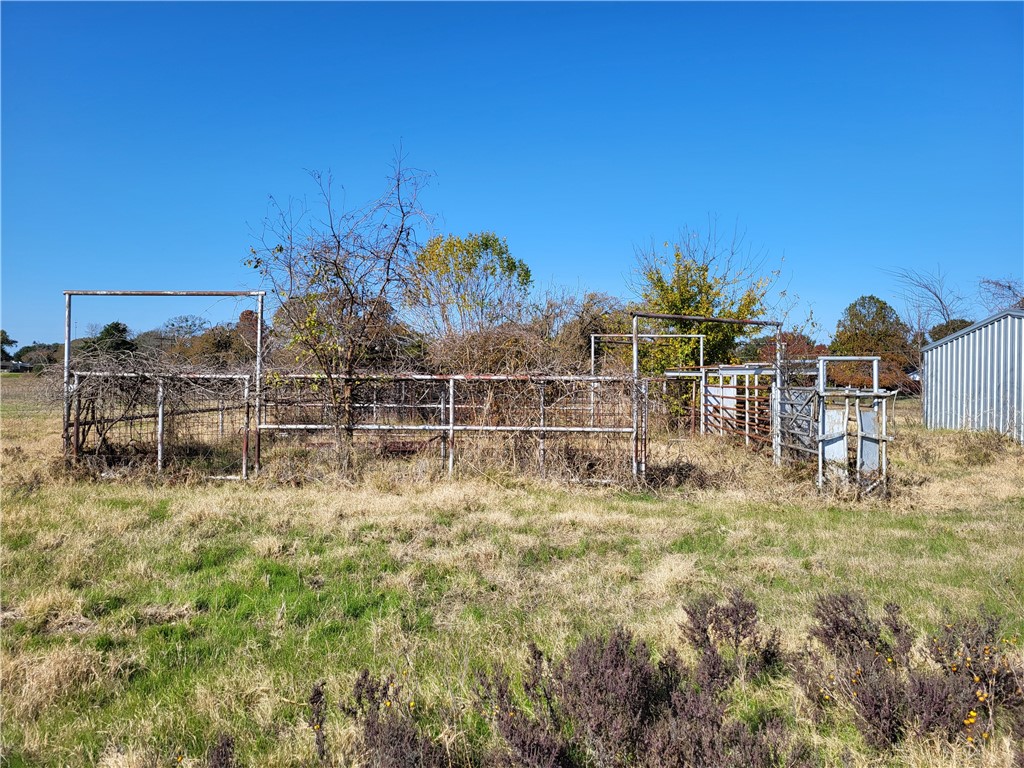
[818,356,881,362]
[272,373,633,383]
[592,333,706,339]
[74,371,250,381]
[260,424,634,434]
[64,290,265,297]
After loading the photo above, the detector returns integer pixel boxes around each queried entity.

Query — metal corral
[922,309,1024,444]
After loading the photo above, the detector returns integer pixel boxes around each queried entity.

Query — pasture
[1,373,1022,767]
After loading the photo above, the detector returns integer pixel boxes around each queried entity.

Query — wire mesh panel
[258,375,638,481]
[71,373,250,476]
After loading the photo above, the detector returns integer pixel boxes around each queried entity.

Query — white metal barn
[921,309,1024,443]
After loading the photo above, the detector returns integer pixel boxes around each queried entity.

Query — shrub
[551,626,675,767]
[798,592,1024,750]
[206,733,236,768]
[340,669,448,768]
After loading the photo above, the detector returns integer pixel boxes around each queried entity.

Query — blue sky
[2,1,1022,347]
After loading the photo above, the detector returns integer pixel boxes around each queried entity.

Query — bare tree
[889,266,972,370]
[890,266,967,327]
[248,158,432,465]
[978,276,1024,313]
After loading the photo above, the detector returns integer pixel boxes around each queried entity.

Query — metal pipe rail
[261,424,634,434]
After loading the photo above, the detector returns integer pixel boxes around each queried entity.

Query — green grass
[1,381,1022,765]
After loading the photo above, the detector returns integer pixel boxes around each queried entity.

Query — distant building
[922,309,1024,443]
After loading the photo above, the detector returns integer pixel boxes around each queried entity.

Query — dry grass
[2,375,1022,765]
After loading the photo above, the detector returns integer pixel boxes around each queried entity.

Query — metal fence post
[538,383,546,477]
[447,377,455,476]
[156,378,165,473]
[63,292,72,459]
[242,378,250,481]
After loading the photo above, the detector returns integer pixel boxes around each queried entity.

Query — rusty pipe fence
[258,374,643,481]
[59,295,893,490]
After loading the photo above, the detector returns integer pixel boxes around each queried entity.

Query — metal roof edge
[921,308,1024,353]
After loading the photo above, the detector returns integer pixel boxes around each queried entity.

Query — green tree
[90,321,136,356]
[405,231,532,338]
[928,318,972,343]
[1,330,17,362]
[634,223,776,373]
[12,341,61,368]
[163,314,210,346]
[829,296,913,388]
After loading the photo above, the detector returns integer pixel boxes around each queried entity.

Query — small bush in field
[927,613,1024,743]
[809,592,888,658]
[798,592,1024,751]
[339,669,448,768]
[682,590,784,691]
[309,680,328,765]
[477,649,572,768]
[478,620,805,768]
[552,626,675,767]
[206,733,236,768]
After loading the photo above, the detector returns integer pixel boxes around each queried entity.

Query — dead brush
[951,430,1015,468]
[551,626,675,767]
[206,733,236,768]
[797,592,1024,751]
[683,590,784,689]
[477,620,808,768]
[339,669,447,768]
[476,645,571,768]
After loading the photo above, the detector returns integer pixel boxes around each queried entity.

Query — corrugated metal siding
[923,312,1024,443]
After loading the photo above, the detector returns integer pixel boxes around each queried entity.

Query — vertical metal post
[852,396,860,481]
[218,398,225,438]
[632,315,640,377]
[589,336,597,428]
[156,379,165,473]
[640,379,649,481]
[447,377,455,477]
[72,373,81,460]
[881,395,888,482]
[242,379,250,480]
[538,383,546,477]
[773,331,782,465]
[63,292,72,458]
[254,292,264,475]
[700,368,707,436]
[631,316,640,480]
[440,386,448,465]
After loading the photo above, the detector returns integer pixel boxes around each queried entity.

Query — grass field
[1,372,1022,766]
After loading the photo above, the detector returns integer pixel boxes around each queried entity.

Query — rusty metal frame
[258,372,637,478]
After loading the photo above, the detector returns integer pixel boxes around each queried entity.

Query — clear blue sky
[2,1,1022,348]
